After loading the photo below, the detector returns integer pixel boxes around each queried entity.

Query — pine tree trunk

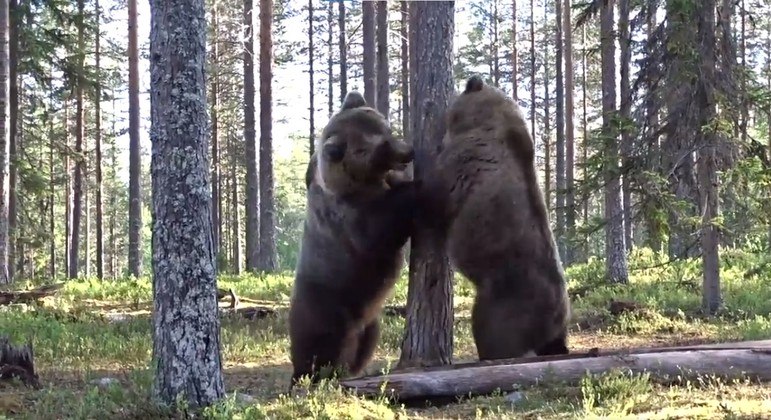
[230,133,242,275]
[563,0,575,266]
[64,99,71,278]
[697,0,720,314]
[362,0,376,105]
[85,170,90,278]
[257,0,277,272]
[555,0,566,262]
[400,0,409,138]
[327,1,334,118]
[542,2,551,213]
[7,0,16,283]
[70,0,86,280]
[210,1,220,264]
[149,0,225,406]
[619,0,633,252]
[0,0,9,284]
[94,0,104,280]
[128,0,143,278]
[601,0,628,284]
[338,0,347,102]
[110,94,117,279]
[308,0,315,156]
[48,69,55,280]
[492,0,499,86]
[375,0,389,117]
[511,0,517,101]
[581,25,588,245]
[244,0,259,272]
[529,0,536,150]
[398,0,454,370]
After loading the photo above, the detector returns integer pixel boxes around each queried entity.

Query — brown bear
[288,91,416,386]
[425,75,571,360]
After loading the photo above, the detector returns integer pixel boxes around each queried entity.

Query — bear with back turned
[288,91,416,386]
[425,75,571,360]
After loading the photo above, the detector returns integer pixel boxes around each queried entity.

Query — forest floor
[1,248,771,419]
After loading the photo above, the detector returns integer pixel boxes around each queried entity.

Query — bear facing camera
[426,75,571,360]
[288,91,417,387]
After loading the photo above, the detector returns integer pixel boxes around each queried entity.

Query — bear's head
[445,75,534,162]
[315,91,414,197]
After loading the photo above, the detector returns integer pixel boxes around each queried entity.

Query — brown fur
[289,92,416,386]
[426,76,571,360]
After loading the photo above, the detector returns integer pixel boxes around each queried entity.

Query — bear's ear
[465,75,485,93]
[341,91,367,110]
[322,138,347,163]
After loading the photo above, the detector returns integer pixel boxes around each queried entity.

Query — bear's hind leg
[347,320,380,376]
[471,294,538,360]
[534,330,569,356]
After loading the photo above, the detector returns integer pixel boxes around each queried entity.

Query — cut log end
[0,336,40,389]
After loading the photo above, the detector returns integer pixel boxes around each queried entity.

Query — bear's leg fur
[348,320,380,375]
[534,331,569,356]
[289,300,353,387]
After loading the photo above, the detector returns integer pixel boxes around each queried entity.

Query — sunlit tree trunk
[128,0,143,278]
[362,0,376,105]
[69,0,86,279]
[376,0,389,117]
[0,0,9,283]
[244,0,259,271]
[257,0,277,272]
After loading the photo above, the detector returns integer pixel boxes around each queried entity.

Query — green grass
[1,247,771,419]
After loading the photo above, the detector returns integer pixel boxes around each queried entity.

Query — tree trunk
[563,0,575,266]
[85,169,90,278]
[398,0,454,370]
[491,0,499,86]
[128,0,142,278]
[644,5,662,252]
[343,343,771,402]
[6,0,15,283]
[581,25,588,241]
[48,69,55,280]
[244,0,259,272]
[110,94,117,279]
[529,0,535,154]
[149,0,225,406]
[619,0,633,252]
[94,0,104,280]
[210,1,221,265]
[511,0,517,101]
[0,0,8,284]
[362,0,376,105]
[542,2,551,212]
[338,1,347,102]
[376,0,389,118]
[64,99,70,278]
[230,133,242,275]
[308,0,315,156]
[555,0,565,262]
[601,0,628,284]
[327,1,334,118]
[698,0,720,315]
[69,0,86,280]
[257,0,276,272]
[400,1,409,138]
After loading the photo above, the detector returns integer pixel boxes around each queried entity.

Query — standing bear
[426,75,571,360]
[288,91,416,386]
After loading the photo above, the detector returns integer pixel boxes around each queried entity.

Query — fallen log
[0,283,64,306]
[221,305,278,320]
[340,340,771,403]
[0,336,40,389]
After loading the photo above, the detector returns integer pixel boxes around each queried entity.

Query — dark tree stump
[0,336,40,388]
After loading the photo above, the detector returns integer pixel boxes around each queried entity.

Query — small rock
[235,392,256,405]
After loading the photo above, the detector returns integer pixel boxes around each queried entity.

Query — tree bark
[244,0,259,272]
[308,0,315,156]
[375,0,389,118]
[48,67,55,280]
[697,0,720,315]
[580,25,588,261]
[555,0,566,262]
[511,0,517,101]
[257,0,276,272]
[326,1,334,118]
[529,0,535,155]
[400,0,409,138]
[542,2,551,212]
[230,133,242,275]
[342,343,771,402]
[362,0,376,105]
[6,0,14,283]
[64,99,70,278]
[563,0,575,266]
[0,0,8,284]
[128,0,142,279]
[210,1,221,264]
[69,0,86,280]
[601,0,628,284]
[619,0,633,252]
[149,0,225,406]
[338,1,347,102]
[95,0,104,280]
[398,0,454,370]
